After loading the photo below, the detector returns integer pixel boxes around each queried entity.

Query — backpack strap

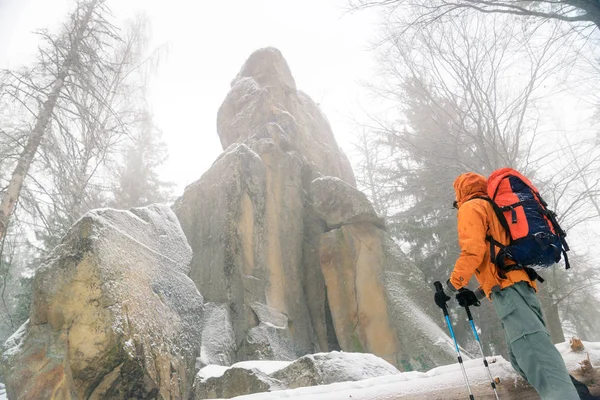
[471,196,512,241]
[542,208,571,270]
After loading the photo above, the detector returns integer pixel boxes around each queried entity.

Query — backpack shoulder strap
[470,195,512,240]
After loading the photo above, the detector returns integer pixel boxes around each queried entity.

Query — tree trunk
[538,285,566,344]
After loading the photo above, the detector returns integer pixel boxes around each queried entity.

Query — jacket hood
[453,172,487,207]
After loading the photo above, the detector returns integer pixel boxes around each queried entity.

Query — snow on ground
[227,356,517,400]
[217,340,600,400]
[0,382,6,400]
[558,340,600,371]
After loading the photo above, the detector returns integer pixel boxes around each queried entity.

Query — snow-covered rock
[193,351,400,399]
[200,303,237,367]
[1,205,203,400]
[271,352,400,388]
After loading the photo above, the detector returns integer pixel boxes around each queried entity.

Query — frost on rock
[199,303,236,367]
[2,204,203,400]
[1,320,28,360]
[318,219,457,371]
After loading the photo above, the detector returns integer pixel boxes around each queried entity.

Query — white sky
[0,0,380,193]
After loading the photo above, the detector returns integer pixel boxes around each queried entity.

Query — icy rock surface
[1,204,203,400]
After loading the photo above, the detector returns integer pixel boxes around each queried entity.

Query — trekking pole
[464,305,500,400]
[434,281,475,400]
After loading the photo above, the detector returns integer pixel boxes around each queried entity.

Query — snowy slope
[0,382,6,400]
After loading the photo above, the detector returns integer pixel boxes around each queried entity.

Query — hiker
[434,172,579,400]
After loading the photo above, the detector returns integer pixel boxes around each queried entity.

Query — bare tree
[350,0,600,32]
[28,16,159,247]
[0,0,116,243]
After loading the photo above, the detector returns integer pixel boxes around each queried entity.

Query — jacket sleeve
[450,201,488,290]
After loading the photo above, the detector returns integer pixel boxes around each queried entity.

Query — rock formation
[2,47,458,400]
[1,205,203,399]
[174,47,456,371]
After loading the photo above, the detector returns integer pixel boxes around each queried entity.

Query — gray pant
[491,281,579,400]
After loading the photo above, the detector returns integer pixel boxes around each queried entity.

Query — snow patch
[197,360,291,382]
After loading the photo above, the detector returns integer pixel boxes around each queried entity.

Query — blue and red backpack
[477,168,570,279]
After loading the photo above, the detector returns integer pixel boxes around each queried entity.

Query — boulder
[311,176,385,229]
[194,367,278,399]
[1,205,203,400]
[271,351,400,388]
[193,351,399,399]
[216,47,356,187]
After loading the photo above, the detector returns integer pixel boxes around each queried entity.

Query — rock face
[1,205,203,400]
[313,177,454,370]
[311,177,385,229]
[174,47,455,371]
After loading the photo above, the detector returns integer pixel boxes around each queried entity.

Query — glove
[434,290,451,309]
[456,288,481,308]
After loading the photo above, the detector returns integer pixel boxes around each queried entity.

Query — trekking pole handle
[433,281,449,317]
[465,304,473,321]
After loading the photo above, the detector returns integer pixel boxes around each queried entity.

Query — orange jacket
[449,172,536,298]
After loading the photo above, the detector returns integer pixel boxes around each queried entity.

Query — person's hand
[434,290,451,309]
[456,288,481,307]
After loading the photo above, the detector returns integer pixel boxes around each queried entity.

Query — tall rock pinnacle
[216,47,356,187]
